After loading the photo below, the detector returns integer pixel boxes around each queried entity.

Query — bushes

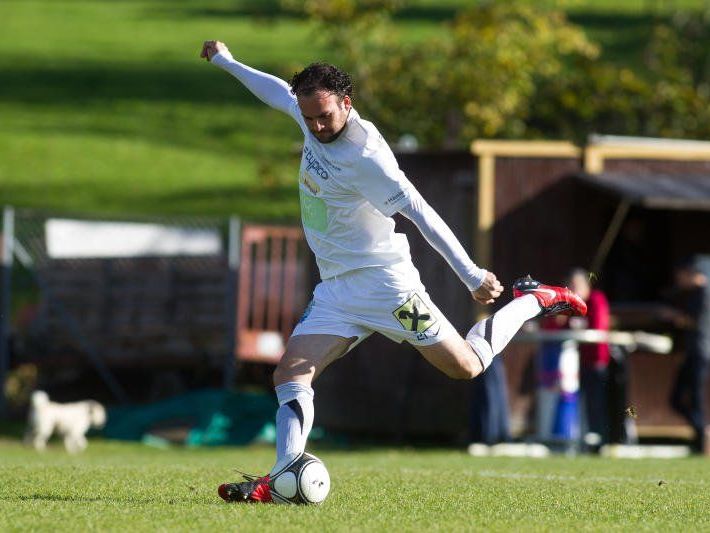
[288,0,710,145]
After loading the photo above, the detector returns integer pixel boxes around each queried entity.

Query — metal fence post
[0,206,15,415]
[223,216,241,389]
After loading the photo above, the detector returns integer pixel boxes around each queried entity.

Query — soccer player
[201,40,587,503]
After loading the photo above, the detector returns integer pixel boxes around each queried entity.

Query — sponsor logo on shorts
[415,323,441,341]
[393,293,438,334]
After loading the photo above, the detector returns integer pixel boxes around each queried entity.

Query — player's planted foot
[513,275,587,317]
[218,473,272,503]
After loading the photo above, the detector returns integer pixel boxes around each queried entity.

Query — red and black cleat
[513,275,587,317]
[218,473,272,503]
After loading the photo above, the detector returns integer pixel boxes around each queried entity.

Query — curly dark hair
[289,63,353,99]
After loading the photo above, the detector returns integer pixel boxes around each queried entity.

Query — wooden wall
[32,257,229,367]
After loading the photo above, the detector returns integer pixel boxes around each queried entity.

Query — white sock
[466,294,540,370]
[271,382,314,475]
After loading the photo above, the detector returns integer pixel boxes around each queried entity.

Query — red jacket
[580,289,611,369]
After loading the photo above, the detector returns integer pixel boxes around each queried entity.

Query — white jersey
[212,51,487,289]
[289,104,413,279]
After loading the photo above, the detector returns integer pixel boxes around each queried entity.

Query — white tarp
[46,218,222,259]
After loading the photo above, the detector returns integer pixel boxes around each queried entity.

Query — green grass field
[1,439,708,531]
[2,0,709,219]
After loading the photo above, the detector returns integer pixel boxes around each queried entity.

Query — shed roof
[576,172,710,210]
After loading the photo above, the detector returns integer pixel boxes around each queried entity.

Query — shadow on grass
[158,1,461,22]
[0,60,303,161]
[145,6,679,72]
[157,182,295,202]
[567,11,669,29]
[0,62,287,106]
[0,420,26,439]
[130,183,300,220]
[179,7,460,21]
[0,181,301,220]
[160,0,297,20]
[12,494,105,503]
[2,493,203,505]
[167,3,687,24]
[567,11,672,64]
[1,13,690,109]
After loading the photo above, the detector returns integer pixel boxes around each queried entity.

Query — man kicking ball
[200,40,587,503]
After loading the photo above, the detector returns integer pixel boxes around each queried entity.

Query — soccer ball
[269,452,330,505]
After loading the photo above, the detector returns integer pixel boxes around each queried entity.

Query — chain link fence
[5,208,241,403]
[0,207,309,408]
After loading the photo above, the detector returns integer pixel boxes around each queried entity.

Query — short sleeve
[351,143,413,217]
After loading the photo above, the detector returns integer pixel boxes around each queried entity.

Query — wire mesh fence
[1,207,309,404]
[14,208,232,362]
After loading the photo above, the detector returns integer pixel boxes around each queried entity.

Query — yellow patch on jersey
[300,172,321,195]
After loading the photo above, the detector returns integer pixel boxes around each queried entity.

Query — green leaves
[290,0,710,146]
[288,1,596,145]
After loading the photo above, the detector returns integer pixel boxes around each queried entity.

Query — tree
[285,0,597,146]
[530,13,710,142]
[287,0,710,145]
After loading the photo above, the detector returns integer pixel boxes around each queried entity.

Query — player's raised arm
[201,40,296,116]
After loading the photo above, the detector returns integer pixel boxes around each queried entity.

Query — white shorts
[291,261,457,347]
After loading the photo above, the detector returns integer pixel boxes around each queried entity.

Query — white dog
[25,390,107,453]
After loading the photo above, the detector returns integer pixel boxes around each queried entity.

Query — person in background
[668,256,710,454]
[567,268,611,446]
[544,269,611,446]
[535,268,610,446]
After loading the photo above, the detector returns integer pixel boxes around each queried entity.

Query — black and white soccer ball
[269,452,330,505]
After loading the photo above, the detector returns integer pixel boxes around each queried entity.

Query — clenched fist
[200,40,229,61]
[471,271,504,305]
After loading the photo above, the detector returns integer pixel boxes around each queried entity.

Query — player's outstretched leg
[466,275,587,371]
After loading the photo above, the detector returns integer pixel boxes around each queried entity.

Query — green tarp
[104,388,277,447]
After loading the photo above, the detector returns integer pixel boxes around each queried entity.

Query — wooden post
[476,153,495,275]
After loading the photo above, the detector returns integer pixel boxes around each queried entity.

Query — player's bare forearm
[471,271,503,305]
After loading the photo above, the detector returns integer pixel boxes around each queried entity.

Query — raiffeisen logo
[303,146,329,180]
